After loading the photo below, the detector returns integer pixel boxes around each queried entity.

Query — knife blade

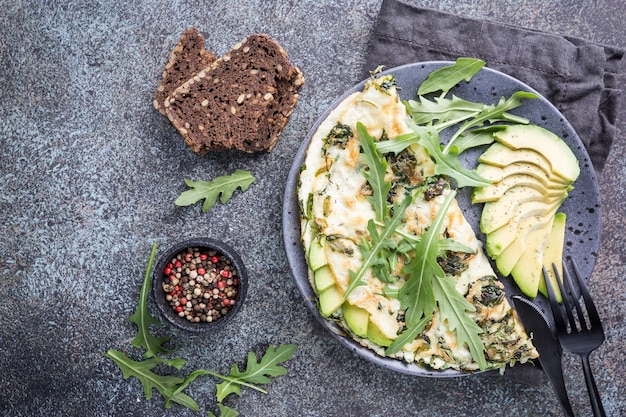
[512,296,574,417]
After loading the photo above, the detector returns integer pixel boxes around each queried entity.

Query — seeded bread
[153,27,216,116]
[163,34,304,153]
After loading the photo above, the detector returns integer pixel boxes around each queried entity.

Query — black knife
[512,296,574,417]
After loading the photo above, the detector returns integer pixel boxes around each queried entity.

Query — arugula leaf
[446,127,501,154]
[171,369,212,397]
[127,242,173,358]
[103,349,200,411]
[418,57,485,96]
[344,198,413,299]
[175,169,256,212]
[375,128,428,155]
[208,404,240,417]
[357,122,390,221]
[214,344,298,402]
[406,122,492,188]
[405,95,484,126]
[432,275,487,370]
[374,219,474,255]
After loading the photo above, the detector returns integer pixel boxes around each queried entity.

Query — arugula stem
[435,112,480,135]
[373,220,418,242]
[204,371,269,395]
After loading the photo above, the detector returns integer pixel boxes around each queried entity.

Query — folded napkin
[365,0,624,174]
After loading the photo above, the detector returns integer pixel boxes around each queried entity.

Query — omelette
[297,74,538,372]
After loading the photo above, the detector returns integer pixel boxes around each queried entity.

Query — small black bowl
[152,237,247,332]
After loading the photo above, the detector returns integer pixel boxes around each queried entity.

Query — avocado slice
[509,215,555,298]
[314,265,335,293]
[318,285,343,317]
[478,142,553,174]
[538,212,566,302]
[308,235,328,271]
[493,125,580,182]
[476,162,569,188]
[366,319,393,347]
[342,302,369,338]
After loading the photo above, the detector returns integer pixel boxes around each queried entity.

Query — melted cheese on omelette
[298,75,537,372]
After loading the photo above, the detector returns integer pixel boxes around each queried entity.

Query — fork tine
[561,261,586,332]
[571,260,604,332]
[543,265,567,330]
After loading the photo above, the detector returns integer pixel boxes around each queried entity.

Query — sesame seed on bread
[163,34,304,153]
[153,27,216,116]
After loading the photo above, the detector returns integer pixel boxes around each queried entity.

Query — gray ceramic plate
[282,62,601,377]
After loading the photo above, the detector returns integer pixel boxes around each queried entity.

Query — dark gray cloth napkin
[365,0,624,174]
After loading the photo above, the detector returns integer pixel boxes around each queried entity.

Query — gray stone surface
[0,1,623,416]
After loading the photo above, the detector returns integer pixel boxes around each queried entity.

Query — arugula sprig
[175,169,255,212]
[344,198,412,299]
[126,242,173,359]
[103,350,200,410]
[209,344,298,402]
[357,122,390,221]
[343,124,412,299]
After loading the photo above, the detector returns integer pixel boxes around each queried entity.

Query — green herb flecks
[322,123,354,154]
[377,121,492,188]
[376,74,398,94]
[175,169,255,212]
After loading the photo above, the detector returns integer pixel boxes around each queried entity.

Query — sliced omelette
[298,74,538,372]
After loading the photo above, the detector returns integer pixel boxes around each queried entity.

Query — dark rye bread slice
[153,27,216,116]
[163,34,304,153]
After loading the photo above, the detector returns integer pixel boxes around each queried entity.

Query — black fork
[543,259,606,417]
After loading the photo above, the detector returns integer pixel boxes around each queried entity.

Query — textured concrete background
[0,1,624,416]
